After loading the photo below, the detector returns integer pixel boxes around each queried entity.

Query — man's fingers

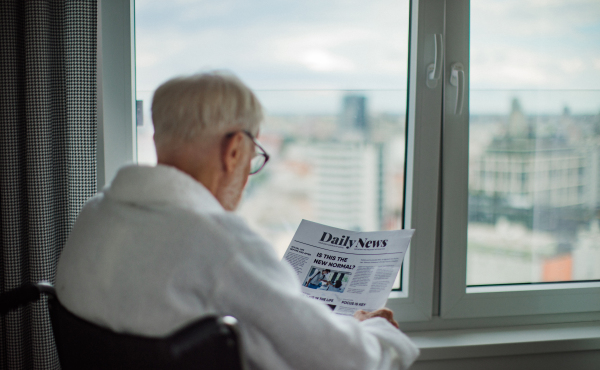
[381,309,393,320]
[353,310,367,320]
[354,308,399,329]
[369,308,398,328]
[372,308,393,320]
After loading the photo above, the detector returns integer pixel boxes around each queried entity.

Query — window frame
[98,0,137,191]
[386,0,446,322]
[439,0,600,321]
[98,0,600,332]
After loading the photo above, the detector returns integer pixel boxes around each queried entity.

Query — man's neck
[157,145,223,202]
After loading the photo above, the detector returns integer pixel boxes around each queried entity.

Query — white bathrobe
[56,165,419,370]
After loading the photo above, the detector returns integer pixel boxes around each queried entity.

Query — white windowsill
[467,281,600,293]
[406,321,600,361]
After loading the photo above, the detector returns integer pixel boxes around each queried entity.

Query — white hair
[151,71,263,147]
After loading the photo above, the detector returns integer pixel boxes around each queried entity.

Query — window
[100,0,600,331]
[441,0,600,320]
[134,0,411,290]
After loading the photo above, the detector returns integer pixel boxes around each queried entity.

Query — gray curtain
[0,1,97,369]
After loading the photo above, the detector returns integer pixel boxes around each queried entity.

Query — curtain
[0,1,97,369]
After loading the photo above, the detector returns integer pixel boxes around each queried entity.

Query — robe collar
[103,164,225,214]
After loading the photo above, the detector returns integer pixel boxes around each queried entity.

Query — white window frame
[386,0,445,322]
[439,0,600,322]
[98,0,441,323]
[97,0,136,191]
[98,0,600,334]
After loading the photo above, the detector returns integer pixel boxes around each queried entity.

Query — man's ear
[221,132,245,173]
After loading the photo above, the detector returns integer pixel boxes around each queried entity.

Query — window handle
[450,63,465,115]
[426,34,443,88]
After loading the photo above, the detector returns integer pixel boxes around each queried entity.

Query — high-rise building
[469,99,598,234]
[312,141,384,231]
[340,94,367,131]
[310,94,385,231]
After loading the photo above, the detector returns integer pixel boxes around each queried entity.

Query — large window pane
[135,0,410,294]
[468,0,600,285]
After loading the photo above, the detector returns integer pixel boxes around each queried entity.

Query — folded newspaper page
[282,220,414,316]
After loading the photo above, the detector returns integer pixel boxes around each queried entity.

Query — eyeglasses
[226,130,270,175]
[244,131,270,175]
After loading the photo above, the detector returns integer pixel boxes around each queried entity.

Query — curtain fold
[0,1,97,369]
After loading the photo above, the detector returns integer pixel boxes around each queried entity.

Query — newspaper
[282,220,414,316]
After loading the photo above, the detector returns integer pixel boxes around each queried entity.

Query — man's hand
[353,308,399,329]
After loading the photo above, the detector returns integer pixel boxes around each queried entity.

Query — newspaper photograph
[283,220,414,316]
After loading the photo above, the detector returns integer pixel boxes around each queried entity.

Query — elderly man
[56,72,419,370]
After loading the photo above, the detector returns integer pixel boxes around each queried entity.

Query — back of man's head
[151,71,263,150]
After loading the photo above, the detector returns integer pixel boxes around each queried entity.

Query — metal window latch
[426,34,443,89]
[450,63,465,115]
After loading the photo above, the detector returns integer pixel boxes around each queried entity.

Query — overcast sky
[135,0,600,115]
[470,0,600,114]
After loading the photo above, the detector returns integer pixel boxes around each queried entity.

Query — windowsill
[406,320,600,361]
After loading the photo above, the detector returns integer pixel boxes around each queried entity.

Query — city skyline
[135,0,600,115]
